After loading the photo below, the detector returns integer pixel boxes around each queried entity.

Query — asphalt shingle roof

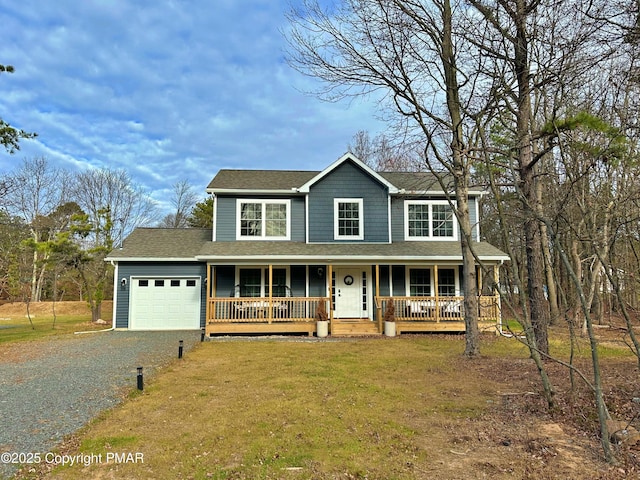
[106,228,509,262]
[207,170,317,190]
[206,168,454,193]
[106,228,211,260]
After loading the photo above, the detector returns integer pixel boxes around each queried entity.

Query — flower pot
[316,320,329,338]
[384,321,396,337]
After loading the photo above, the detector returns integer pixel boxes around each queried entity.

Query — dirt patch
[0,301,113,318]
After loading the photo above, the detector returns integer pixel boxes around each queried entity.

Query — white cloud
[0,0,387,215]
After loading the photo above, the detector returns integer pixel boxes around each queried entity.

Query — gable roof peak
[297,152,399,193]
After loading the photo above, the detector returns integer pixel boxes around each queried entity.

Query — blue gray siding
[308,161,389,242]
[215,197,235,241]
[390,197,404,241]
[215,195,305,242]
[116,262,207,329]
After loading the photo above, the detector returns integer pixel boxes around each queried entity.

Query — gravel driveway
[0,331,201,479]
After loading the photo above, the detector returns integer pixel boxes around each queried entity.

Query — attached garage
[106,230,211,330]
[129,276,202,330]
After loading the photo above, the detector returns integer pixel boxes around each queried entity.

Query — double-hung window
[405,200,457,240]
[237,268,289,297]
[407,267,458,297]
[437,268,456,296]
[334,198,364,240]
[409,268,431,296]
[237,199,290,240]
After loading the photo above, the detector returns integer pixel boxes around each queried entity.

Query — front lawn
[25,334,637,480]
[0,301,112,344]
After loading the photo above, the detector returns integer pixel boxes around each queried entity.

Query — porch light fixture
[121,278,127,288]
[317,267,324,277]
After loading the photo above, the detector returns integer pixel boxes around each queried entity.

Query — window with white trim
[334,198,364,240]
[409,268,431,296]
[237,199,290,240]
[405,200,457,240]
[407,267,458,296]
[236,267,290,297]
[437,269,456,296]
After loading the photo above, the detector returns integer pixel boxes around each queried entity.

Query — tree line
[286,0,640,462]
[0,156,213,320]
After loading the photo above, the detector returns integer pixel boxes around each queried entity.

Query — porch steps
[331,319,381,337]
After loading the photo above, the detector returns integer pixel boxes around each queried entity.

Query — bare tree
[287,0,489,356]
[68,168,156,321]
[71,168,157,249]
[158,180,198,228]
[471,1,635,460]
[348,130,377,166]
[4,157,69,301]
[348,130,418,171]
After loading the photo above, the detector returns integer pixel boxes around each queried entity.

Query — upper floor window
[405,200,457,240]
[237,199,290,240]
[334,198,364,240]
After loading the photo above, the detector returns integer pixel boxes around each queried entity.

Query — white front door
[334,268,367,318]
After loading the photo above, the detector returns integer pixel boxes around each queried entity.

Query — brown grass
[0,301,112,318]
[20,334,637,480]
[0,301,113,345]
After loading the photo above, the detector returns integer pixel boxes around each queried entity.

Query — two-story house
[106,154,509,336]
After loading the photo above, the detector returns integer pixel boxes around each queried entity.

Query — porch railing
[207,297,329,323]
[207,295,500,324]
[375,295,500,322]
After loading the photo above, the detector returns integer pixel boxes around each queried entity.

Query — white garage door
[130,277,201,330]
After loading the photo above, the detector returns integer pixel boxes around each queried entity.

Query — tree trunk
[570,238,584,334]
[30,249,39,301]
[458,185,480,356]
[514,0,549,356]
[555,234,615,463]
[91,303,102,323]
[540,215,559,325]
[441,0,479,356]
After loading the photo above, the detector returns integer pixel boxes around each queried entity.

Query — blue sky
[0,0,385,213]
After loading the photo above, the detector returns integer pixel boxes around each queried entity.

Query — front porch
[205,294,501,336]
